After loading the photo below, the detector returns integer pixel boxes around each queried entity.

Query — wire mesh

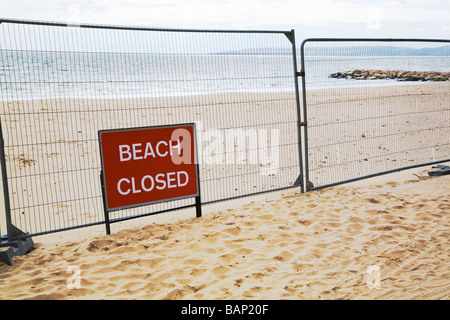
[0,20,300,237]
[301,39,450,189]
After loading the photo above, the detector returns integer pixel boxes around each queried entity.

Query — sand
[0,84,449,300]
[0,91,299,236]
[1,84,448,237]
[0,164,449,300]
[305,83,450,188]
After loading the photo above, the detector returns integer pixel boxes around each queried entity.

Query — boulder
[329,70,450,82]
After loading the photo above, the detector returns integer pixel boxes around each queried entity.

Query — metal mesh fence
[300,39,450,190]
[0,20,300,238]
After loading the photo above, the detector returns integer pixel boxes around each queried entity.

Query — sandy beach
[0,91,299,236]
[0,164,449,300]
[0,84,449,300]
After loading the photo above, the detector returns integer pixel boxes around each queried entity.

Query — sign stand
[195,163,202,218]
[100,168,201,235]
[100,171,112,235]
[98,123,201,235]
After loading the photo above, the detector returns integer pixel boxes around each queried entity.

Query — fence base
[0,227,34,266]
[428,165,450,176]
[0,237,34,266]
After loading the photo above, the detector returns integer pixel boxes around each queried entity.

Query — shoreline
[2,80,448,103]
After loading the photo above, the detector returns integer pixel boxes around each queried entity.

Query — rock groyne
[329,70,450,82]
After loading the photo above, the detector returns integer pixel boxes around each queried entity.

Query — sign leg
[195,195,202,218]
[100,171,111,235]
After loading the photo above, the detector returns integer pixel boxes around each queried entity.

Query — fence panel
[0,20,301,239]
[300,39,450,190]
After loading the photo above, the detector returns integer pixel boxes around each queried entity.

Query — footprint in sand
[219,253,238,264]
[292,263,306,272]
[184,258,203,266]
[243,221,257,227]
[314,242,330,249]
[345,223,364,234]
[257,214,275,221]
[348,217,364,223]
[164,284,205,300]
[202,232,222,244]
[234,248,253,258]
[190,268,207,277]
[138,258,166,269]
[112,259,141,272]
[273,250,293,262]
[324,222,341,228]
[223,227,241,236]
[86,239,115,252]
[386,182,399,187]
[298,220,313,226]
[110,245,140,254]
[212,266,231,277]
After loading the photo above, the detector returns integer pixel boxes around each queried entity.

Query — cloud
[1,0,449,38]
[86,0,378,28]
[0,0,381,27]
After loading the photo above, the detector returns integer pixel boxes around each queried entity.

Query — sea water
[1,49,449,101]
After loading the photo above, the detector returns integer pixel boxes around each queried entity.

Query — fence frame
[299,38,450,191]
[2,23,449,264]
[0,19,304,245]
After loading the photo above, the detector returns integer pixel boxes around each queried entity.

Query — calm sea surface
[1,50,449,101]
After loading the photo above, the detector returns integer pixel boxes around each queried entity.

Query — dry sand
[0,164,449,300]
[0,91,299,236]
[0,84,449,300]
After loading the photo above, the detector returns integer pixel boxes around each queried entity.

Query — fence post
[299,39,311,191]
[286,29,305,193]
[0,119,13,242]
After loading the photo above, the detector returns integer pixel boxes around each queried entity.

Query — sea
[1,49,449,101]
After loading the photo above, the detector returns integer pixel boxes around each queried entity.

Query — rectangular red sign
[98,124,199,211]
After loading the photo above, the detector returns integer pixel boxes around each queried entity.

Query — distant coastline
[217,44,450,56]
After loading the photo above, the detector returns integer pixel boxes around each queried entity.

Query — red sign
[99,124,199,211]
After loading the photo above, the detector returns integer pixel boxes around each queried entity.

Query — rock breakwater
[329,70,450,82]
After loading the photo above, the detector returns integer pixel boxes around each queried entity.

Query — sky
[1,0,450,42]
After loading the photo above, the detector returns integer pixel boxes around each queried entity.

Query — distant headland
[329,70,450,82]
[217,44,450,56]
